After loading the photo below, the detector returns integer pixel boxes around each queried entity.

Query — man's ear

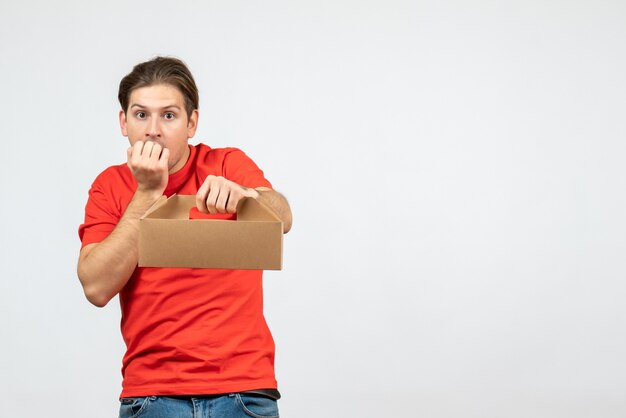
[119,110,128,137]
[187,109,199,138]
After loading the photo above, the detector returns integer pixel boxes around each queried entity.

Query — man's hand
[127,140,170,195]
[196,175,259,214]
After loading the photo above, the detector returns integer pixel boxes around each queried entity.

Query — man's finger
[196,182,209,213]
[130,141,141,156]
[159,147,170,165]
[150,142,163,159]
[215,189,230,214]
[206,185,220,214]
[226,192,239,214]
[133,140,144,154]
[129,141,145,165]
[205,177,223,215]
[142,141,154,159]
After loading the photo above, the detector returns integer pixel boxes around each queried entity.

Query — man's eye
[164,112,175,120]
[135,111,146,119]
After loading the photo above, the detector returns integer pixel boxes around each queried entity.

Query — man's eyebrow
[130,104,181,110]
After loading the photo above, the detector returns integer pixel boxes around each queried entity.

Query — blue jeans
[119,394,280,418]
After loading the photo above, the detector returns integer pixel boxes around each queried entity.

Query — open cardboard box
[139,195,283,270]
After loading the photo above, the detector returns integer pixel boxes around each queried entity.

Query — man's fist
[196,175,259,214]
[127,140,170,194]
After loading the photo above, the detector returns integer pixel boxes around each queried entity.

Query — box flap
[140,195,169,219]
[143,195,192,219]
[237,198,282,222]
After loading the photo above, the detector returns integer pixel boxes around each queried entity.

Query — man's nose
[146,118,161,138]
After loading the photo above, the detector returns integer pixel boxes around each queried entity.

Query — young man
[77,57,292,418]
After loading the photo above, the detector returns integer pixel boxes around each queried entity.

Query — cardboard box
[139,195,283,270]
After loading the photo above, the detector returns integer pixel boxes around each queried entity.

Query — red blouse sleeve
[78,175,121,248]
[222,148,273,189]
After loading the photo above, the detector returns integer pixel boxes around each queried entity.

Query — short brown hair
[118,56,199,118]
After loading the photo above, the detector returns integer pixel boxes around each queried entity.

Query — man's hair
[118,56,199,118]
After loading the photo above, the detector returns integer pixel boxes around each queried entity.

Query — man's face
[119,83,198,174]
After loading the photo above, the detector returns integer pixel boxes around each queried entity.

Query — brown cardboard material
[139,195,283,270]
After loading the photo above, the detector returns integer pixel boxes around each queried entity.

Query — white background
[1,1,625,417]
